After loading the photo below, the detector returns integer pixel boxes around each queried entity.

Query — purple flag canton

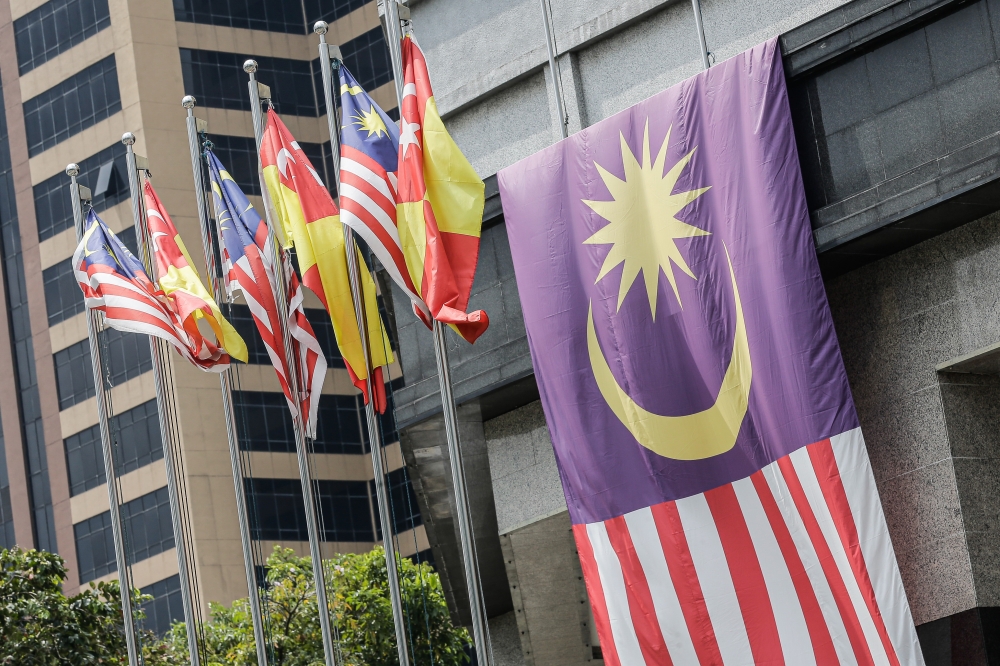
[498,38,858,526]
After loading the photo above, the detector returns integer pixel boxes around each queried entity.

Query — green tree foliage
[0,546,156,666]
[1,545,469,665]
[157,546,470,666]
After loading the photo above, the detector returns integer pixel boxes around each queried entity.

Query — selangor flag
[338,64,429,323]
[207,150,327,438]
[143,181,247,363]
[499,40,924,665]
[261,108,393,412]
[74,210,230,372]
[396,36,488,343]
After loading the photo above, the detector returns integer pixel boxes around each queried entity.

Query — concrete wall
[825,209,1000,624]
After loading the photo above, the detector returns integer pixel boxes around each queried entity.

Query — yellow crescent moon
[587,244,751,460]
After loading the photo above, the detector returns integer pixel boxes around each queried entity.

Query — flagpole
[538,0,568,139]
[121,132,207,666]
[314,22,412,666]
[243,61,340,666]
[67,165,141,666]
[691,0,711,70]
[179,97,270,666]
[379,6,495,664]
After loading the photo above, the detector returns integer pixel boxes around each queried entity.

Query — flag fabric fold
[143,181,248,363]
[498,38,923,665]
[207,151,327,437]
[338,64,428,324]
[396,35,489,344]
[73,209,231,372]
[260,108,392,412]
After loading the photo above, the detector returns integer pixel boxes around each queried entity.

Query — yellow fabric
[422,95,485,237]
[397,200,428,294]
[263,165,393,379]
[157,236,248,363]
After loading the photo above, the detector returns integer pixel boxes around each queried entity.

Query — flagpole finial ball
[243,60,258,74]
[66,163,80,177]
[122,132,136,146]
[181,95,196,109]
[314,21,328,34]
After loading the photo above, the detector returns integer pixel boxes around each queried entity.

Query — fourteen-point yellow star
[351,104,388,139]
[583,121,710,318]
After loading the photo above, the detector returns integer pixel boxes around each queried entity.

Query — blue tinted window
[74,511,114,582]
[43,258,83,325]
[54,323,150,409]
[34,142,127,240]
[65,399,166,498]
[180,49,318,116]
[23,55,120,156]
[339,27,393,93]
[14,0,110,74]
[54,339,95,409]
[173,0,368,35]
[228,303,343,366]
[245,477,375,542]
[140,575,183,636]
[233,391,366,455]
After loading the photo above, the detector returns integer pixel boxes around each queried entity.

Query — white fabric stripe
[830,430,925,666]
[761,462,859,665]
[341,185,400,248]
[622,507,699,665]
[100,295,176,328]
[585,522,647,666]
[790,448,890,666]
[675,493,755,665]
[341,157,397,213]
[341,211,423,306]
[84,271,158,299]
[732,475,817,665]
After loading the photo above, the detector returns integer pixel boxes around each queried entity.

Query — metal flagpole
[243,61,339,666]
[379,4,495,664]
[179,97,270,666]
[313,21,411,666]
[538,0,568,139]
[67,164,141,666]
[121,132,205,666]
[691,0,711,70]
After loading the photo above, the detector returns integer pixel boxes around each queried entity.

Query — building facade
[0,0,425,636]
[390,0,1000,664]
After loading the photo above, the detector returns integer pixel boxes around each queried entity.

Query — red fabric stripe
[807,441,900,666]
[704,483,785,665]
[340,153,397,219]
[573,524,622,666]
[777,456,876,666]
[605,516,672,665]
[751,471,840,664]
[649,502,724,665]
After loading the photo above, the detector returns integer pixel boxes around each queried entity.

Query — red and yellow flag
[396,36,489,344]
[143,181,248,364]
[260,109,393,411]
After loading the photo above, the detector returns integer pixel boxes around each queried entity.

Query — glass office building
[0,0,423,631]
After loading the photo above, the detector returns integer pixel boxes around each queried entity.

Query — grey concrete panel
[485,401,567,535]
[399,403,513,625]
[895,532,976,624]
[489,611,529,666]
[502,511,595,665]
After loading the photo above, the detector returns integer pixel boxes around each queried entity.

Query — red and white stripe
[574,428,924,666]
[75,258,229,373]
[222,238,327,438]
[340,144,430,320]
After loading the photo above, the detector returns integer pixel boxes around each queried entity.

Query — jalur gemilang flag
[499,39,923,665]
[207,150,327,438]
[74,209,235,372]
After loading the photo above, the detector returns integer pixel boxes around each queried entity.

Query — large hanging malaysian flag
[498,39,923,665]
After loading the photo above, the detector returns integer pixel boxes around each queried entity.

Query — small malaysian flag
[338,64,429,323]
[207,151,326,438]
[74,209,231,371]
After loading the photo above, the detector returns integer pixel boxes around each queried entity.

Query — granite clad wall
[825,209,1000,624]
